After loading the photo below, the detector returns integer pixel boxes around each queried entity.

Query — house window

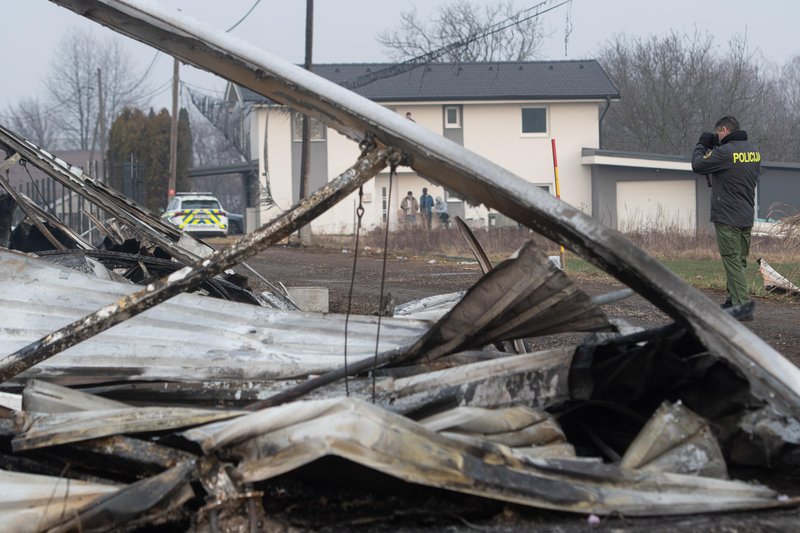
[521,107,547,134]
[444,105,461,129]
[292,112,326,141]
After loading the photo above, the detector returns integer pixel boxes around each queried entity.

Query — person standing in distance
[691,116,761,321]
[400,190,419,227]
[419,187,434,230]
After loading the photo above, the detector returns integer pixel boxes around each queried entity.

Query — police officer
[691,116,760,321]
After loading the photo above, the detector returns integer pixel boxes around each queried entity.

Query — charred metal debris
[0,0,796,529]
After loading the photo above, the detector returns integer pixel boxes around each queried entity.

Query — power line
[226,0,262,32]
[345,0,571,89]
[181,80,225,95]
[139,78,174,101]
[123,50,162,97]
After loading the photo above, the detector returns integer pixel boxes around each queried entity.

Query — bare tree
[598,31,777,157]
[44,28,151,150]
[377,0,546,62]
[7,98,57,147]
[769,55,800,160]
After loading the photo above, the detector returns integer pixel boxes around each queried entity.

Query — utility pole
[298,0,314,244]
[88,68,106,181]
[97,68,106,182]
[168,58,179,201]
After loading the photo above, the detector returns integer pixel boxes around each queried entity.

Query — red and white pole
[551,139,566,270]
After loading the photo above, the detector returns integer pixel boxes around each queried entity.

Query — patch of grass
[656,258,728,290]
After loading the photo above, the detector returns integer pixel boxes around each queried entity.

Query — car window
[166,197,180,210]
[183,199,221,209]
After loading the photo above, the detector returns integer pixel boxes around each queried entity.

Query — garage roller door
[617,180,696,233]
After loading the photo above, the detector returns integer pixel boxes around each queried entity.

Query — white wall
[312,128,367,234]
[258,107,293,220]
[462,101,597,214]
[254,100,601,233]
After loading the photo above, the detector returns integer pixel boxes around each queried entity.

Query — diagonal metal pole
[0,145,395,383]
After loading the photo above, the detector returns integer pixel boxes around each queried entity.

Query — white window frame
[521,106,548,137]
[444,105,462,129]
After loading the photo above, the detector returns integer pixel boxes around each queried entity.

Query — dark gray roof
[238,60,619,104]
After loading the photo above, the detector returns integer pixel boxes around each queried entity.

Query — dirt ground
[247,244,800,365]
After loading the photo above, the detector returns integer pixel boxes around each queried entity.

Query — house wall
[307,105,456,234]
[312,128,369,233]
[290,128,328,203]
[260,108,293,214]
[254,100,603,233]
[462,101,597,214]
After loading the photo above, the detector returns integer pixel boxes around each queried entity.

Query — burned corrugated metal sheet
[620,401,728,479]
[0,248,427,384]
[45,460,196,533]
[180,398,790,516]
[375,346,576,413]
[0,469,119,533]
[0,144,395,383]
[12,406,245,451]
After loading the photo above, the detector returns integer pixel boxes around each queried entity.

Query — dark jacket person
[691,116,760,318]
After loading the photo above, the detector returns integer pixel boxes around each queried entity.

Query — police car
[161,192,229,237]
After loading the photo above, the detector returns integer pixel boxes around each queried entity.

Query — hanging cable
[343,186,366,396]
[372,164,395,402]
[345,0,571,89]
[226,0,262,32]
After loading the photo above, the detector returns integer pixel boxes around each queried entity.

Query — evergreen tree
[106,107,148,196]
[107,106,193,213]
[143,108,171,211]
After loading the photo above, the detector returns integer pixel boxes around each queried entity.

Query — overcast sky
[2,0,798,115]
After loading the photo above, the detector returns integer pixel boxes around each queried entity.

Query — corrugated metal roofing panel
[0,249,427,383]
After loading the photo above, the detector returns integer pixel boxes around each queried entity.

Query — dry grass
[313,226,560,262]
[779,212,800,248]
[313,225,799,262]
[307,224,800,293]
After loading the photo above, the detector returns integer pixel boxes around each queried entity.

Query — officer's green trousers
[714,223,752,306]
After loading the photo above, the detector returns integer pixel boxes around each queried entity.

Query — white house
[224,60,620,233]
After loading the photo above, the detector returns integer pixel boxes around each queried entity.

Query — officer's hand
[698,132,716,149]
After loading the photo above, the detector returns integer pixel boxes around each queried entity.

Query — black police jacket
[691,130,760,228]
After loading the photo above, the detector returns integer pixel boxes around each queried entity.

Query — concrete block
[286,287,329,313]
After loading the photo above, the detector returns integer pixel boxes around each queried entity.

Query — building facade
[584,148,800,235]
[225,60,620,233]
